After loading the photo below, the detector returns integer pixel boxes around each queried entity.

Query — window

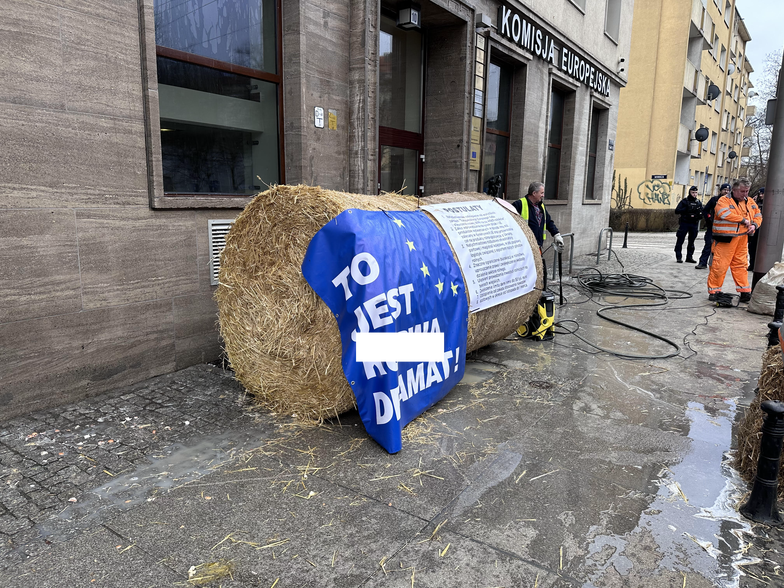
[724,1,731,25]
[482,61,513,197]
[585,108,602,200]
[712,35,719,59]
[378,16,424,196]
[153,0,282,196]
[569,0,586,11]
[545,89,566,200]
[605,0,621,42]
[711,131,717,154]
[720,45,727,70]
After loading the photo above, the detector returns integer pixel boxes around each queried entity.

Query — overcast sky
[736,0,783,94]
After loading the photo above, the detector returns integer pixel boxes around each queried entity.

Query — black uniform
[674,195,703,262]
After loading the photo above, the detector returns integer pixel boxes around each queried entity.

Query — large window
[605,0,621,42]
[545,89,566,200]
[378,16,423,195]
[482,61,513,197]
[153,0,282,195]
[585,108,601,200]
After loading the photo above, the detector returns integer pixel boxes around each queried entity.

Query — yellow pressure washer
[517,291,555,341]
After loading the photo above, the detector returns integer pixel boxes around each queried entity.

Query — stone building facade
[1,0,632,418]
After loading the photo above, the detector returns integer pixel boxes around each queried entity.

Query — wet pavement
[2,232,784,587]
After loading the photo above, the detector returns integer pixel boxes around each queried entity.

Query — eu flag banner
[302,210,469,454]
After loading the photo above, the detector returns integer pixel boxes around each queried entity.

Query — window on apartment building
[585,107,604,201]
[720,45,727,70]
[153,0,282,196]
[569,0,586,11]
[712,35,719,59]
[711,131,717,154]
[724,1,731,25]
[482,60,513,198]
[730,117,736,132]
[605,0,621,42]
[715,0,721,13]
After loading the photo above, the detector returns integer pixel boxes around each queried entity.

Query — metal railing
[550,232,575,280]
[596,227,613,264]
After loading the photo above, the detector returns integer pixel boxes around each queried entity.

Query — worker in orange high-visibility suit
[707,177,762,303]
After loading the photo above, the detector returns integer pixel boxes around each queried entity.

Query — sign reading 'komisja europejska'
[497,3,612,97]
[301,210,468,454]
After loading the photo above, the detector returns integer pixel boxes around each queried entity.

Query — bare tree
[743,50,783,193]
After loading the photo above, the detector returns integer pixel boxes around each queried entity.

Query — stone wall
[0,0,224,419]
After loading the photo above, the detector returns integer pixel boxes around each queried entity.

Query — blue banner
[302,210,468,453]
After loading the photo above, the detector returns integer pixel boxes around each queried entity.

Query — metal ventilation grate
[208,219,235,285]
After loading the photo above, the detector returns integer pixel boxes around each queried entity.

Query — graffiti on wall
[637,180,671,206]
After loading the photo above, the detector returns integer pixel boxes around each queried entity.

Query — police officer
[674,186,703,263]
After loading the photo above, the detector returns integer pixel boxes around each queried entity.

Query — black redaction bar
[359,333,441,361]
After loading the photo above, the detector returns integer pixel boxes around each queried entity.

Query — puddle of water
[36,428,268,542]
[582,400,758,587]
[460,361,501,385]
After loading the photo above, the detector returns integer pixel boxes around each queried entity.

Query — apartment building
[613,0,752,209]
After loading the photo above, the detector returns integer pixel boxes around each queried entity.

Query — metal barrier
[550,232,575,280]
[596,227,613,264]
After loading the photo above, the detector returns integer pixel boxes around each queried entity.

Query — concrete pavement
[1,231,782,587]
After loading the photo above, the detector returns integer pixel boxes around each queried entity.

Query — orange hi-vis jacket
[713,195,762,237]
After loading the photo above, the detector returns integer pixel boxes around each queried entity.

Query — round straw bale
[216,185,542,420]
[735,345,784,499]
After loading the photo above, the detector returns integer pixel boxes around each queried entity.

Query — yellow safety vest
[519,198,547,241]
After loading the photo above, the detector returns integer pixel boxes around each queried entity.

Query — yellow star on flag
[435,280,444,294]
[420,263,430,278]
[405,239,416,251]
[451,282,459,296]
[392,218,404,228]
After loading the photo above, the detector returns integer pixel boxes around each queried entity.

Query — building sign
[651,174,667,180]
[497,4,611,97]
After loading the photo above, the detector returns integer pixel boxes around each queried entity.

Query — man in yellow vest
[707,177,762,303]
[512,181,565,255]
[513,182,564,340]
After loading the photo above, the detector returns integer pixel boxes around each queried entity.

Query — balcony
[683,61,706,104]
[744,126,754,138]
[690,0,712,50]
[748,105,757,117]
[742,146,751,157]
[677,124,692,155]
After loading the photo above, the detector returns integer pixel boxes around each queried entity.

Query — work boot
[695,264,707,269]
[739,292,752,303]
[708,292,720,301]
[685,258,697,263]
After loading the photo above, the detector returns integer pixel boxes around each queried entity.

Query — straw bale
[216,185,542,420]
[735,345,784,499]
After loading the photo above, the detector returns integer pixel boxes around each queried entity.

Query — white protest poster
[422,200,537,312]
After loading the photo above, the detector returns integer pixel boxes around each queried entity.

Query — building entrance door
[378,15,424,196]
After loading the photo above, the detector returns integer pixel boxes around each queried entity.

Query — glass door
[482,60,513,197]
[378,16,424,195]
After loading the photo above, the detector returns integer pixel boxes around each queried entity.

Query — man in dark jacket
[512,181,564,252]
[674,186,703,263]
[695,183,730,269]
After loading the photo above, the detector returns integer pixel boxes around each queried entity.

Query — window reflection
[154,0,277,74]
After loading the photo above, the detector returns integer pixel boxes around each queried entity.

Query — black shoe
[708,292,720,301]
[695,264,707,269]
[739,292,752,303]
[676,259,683,263]
[685,258,697,263]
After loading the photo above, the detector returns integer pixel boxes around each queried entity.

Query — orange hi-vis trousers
[707,236,750,294]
